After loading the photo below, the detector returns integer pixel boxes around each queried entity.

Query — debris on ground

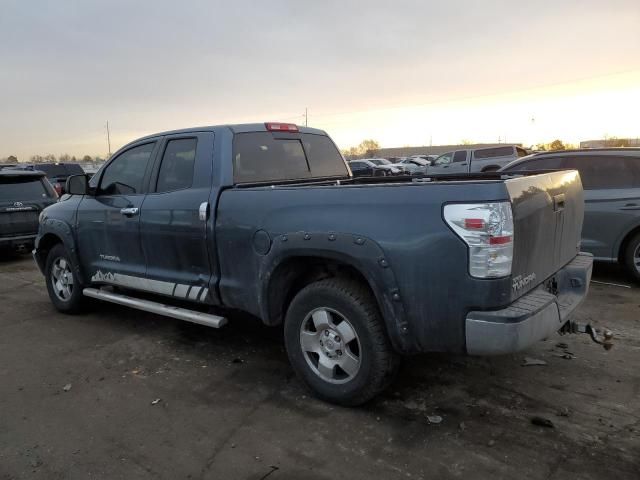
[151,398,161,405]
[556,407,571,417]
[555,342,569,349]
[62,383,72,392]
[555,352,575,360]
[427,415,443,425]
[459,422,466,432]
[531,416,555,428]
[591,280,631,289]
[522,357,547,366]
[487,439,495,447]
[231,358,243,364]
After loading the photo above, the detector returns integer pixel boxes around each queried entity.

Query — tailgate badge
[513,273,536,292]
[13,201,24,207]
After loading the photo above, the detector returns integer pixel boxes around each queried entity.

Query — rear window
[233,132,348,183]
[474,146,515,159]
[0,177,49,201]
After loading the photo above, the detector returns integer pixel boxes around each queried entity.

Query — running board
[83,288,227,328]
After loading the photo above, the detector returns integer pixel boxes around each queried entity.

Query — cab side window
[99,143,155,195]
[156,138,197,192]
[453,150,467,163]
[564,156,634,190]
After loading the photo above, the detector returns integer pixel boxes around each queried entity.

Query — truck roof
[133,123,327,144]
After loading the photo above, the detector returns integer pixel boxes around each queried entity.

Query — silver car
[501,148,640,281]
[429,145,529,174]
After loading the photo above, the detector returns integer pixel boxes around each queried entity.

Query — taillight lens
[443,202,514,278]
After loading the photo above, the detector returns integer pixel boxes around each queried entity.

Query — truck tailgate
[505,170,584,301]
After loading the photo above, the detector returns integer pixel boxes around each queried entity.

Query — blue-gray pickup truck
[33,122,604,405]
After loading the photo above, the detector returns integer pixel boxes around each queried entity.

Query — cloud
[0,0,638,157]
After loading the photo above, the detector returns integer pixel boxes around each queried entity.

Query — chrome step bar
[83,288,227,328]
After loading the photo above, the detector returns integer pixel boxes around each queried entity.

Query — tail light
[265,122,299,132]
[443,202,514,278]
[53,182,62,196]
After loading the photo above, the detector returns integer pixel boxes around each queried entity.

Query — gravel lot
[1,255,638,479]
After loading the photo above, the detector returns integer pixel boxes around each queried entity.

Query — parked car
[348,159,401,177]
[429,145,529,174]
[27,163,85,196]
[501,148,640,281]
[366,158,403,175]
[392,157,429,175]
[1,169,57,253]
[34,122,595,405]
[410,154,438,165]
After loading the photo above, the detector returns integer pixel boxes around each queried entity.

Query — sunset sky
[1,0,639,159]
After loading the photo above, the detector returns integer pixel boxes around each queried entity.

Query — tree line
[0,154,107,164]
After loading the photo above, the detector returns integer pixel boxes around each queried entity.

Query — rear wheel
[284,277,399,406]
[622,232,640,282]
[45,243,87,313]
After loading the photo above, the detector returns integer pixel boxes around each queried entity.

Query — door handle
[120,207,139,216]
[199,202,209,221]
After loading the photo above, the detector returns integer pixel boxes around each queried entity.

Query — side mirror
[66,174,89,195]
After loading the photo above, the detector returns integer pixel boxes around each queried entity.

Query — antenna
[106,121,112,158]
[303,107,308,127]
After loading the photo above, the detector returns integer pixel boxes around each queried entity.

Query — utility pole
[303,107,308,127]
[106,121,112,158]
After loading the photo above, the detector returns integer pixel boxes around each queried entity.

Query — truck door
[77,141,158,283]
[139,132,219,304]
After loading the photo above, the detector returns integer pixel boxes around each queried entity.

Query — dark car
[501,148,640,280]
[348,159,401,177]
[30,163,85,196]
[1,169,57,253]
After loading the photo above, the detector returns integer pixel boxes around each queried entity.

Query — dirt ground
[0,255,638,480]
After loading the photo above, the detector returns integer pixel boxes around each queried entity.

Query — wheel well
[266,257,377,326]
[617,225,640,263]
[36,233,63,262]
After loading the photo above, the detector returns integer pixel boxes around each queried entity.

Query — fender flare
[258,231,414,352]
[35,218,86,285]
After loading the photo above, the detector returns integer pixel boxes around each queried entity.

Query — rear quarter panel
[216,180,511,353]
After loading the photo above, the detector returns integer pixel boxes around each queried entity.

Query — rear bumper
[465,252,593,355]
[0,234,36,249]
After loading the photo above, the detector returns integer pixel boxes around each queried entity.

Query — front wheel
[284,278,399,406]
[45,243,87,313]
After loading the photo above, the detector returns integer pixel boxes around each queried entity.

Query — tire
[284,277,400,406]
[622,232,640,282]
[45,243,87,313]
